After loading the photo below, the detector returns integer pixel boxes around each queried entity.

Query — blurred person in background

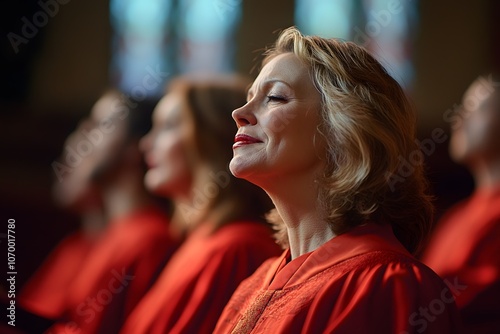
[213,27,461,333]
[119,75,282,334]
[423,74,500,333]
[13,119,107,333]
[43,90,180,334]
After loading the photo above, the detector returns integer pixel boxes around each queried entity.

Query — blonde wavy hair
[264,27,433,255]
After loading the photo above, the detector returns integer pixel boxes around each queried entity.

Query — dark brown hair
[167,75,274,229]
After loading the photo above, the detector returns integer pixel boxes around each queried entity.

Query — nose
[232,103,257,128]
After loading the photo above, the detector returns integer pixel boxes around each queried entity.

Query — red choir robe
[119,221,282,334]
[19,232,96,320]
[422,187,500,333]
[214,222,462,334]
[47,205,178,334]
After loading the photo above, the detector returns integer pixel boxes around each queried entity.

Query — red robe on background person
[119,221,282,334]
[19,232,96,320]
[422,187,500,333]
[47,205,178,334]
[214,223,462,334]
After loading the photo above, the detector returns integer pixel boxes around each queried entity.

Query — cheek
[262,105,300,135]
[96,126,126,152]
[450,116,488,160]
[449,128,467,158]
[278,117,320,155]
[145,135,192,193]
[481,113,500,143]
[88,131,125,168]
[157,134,188,170]
[464,116,489,147]
[261,107,317,151]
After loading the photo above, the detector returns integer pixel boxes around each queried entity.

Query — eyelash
[267,95,286,103]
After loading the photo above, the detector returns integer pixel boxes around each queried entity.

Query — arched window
[295,0,356,39]
[110,0,172,97]
[177,0,242,74]
[110,0,242,98]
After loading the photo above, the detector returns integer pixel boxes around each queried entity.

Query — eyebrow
[247,79,293,100]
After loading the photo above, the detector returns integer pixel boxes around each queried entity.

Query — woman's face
[230,52,325,186]
[141,93,194,198]
[87,93,128,181]
[52,119,100,211]
[450,79,500,165]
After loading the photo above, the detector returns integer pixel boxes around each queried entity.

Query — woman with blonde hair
[214,27,461,333]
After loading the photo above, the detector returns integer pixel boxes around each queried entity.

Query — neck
[171,196,202,233]
[472,158,500,190]
[264,170,335,260]
[102,172,153,222]
[172,197,237,235]
[171,164,236,234]
[80,206,107,238]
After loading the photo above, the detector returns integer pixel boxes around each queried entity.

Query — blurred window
[295,0,418,91]
[110,0,242,98]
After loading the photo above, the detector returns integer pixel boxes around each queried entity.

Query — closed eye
[267,95,286,103]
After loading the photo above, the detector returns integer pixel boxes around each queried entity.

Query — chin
[229,159,248,179]
[230,157,271,187]
[144,173,162,194]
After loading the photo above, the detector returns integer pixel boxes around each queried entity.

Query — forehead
[463,78,496,106]
[250,53,312,93]
[91,94,121,121]
[154,93,183,122]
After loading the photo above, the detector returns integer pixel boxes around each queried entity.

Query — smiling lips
[233,134,262,149]
[144,154,157,169]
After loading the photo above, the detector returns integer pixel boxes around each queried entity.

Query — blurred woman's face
[450,79,500,165]
[87,93,128,181]
[52,119,100,211]
[230,52,325,187]
[141,93,194,198]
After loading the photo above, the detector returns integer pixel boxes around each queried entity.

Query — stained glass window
[177,0,241,74]
[110,0,242,98]
[110,0,172,97]
[295,0,418,90]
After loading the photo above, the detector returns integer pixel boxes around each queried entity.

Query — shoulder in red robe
[422,187,500,333]
[48,205,178,334]
[19,231,96,319]
[119,221,282,334]
[214,222,462,334]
